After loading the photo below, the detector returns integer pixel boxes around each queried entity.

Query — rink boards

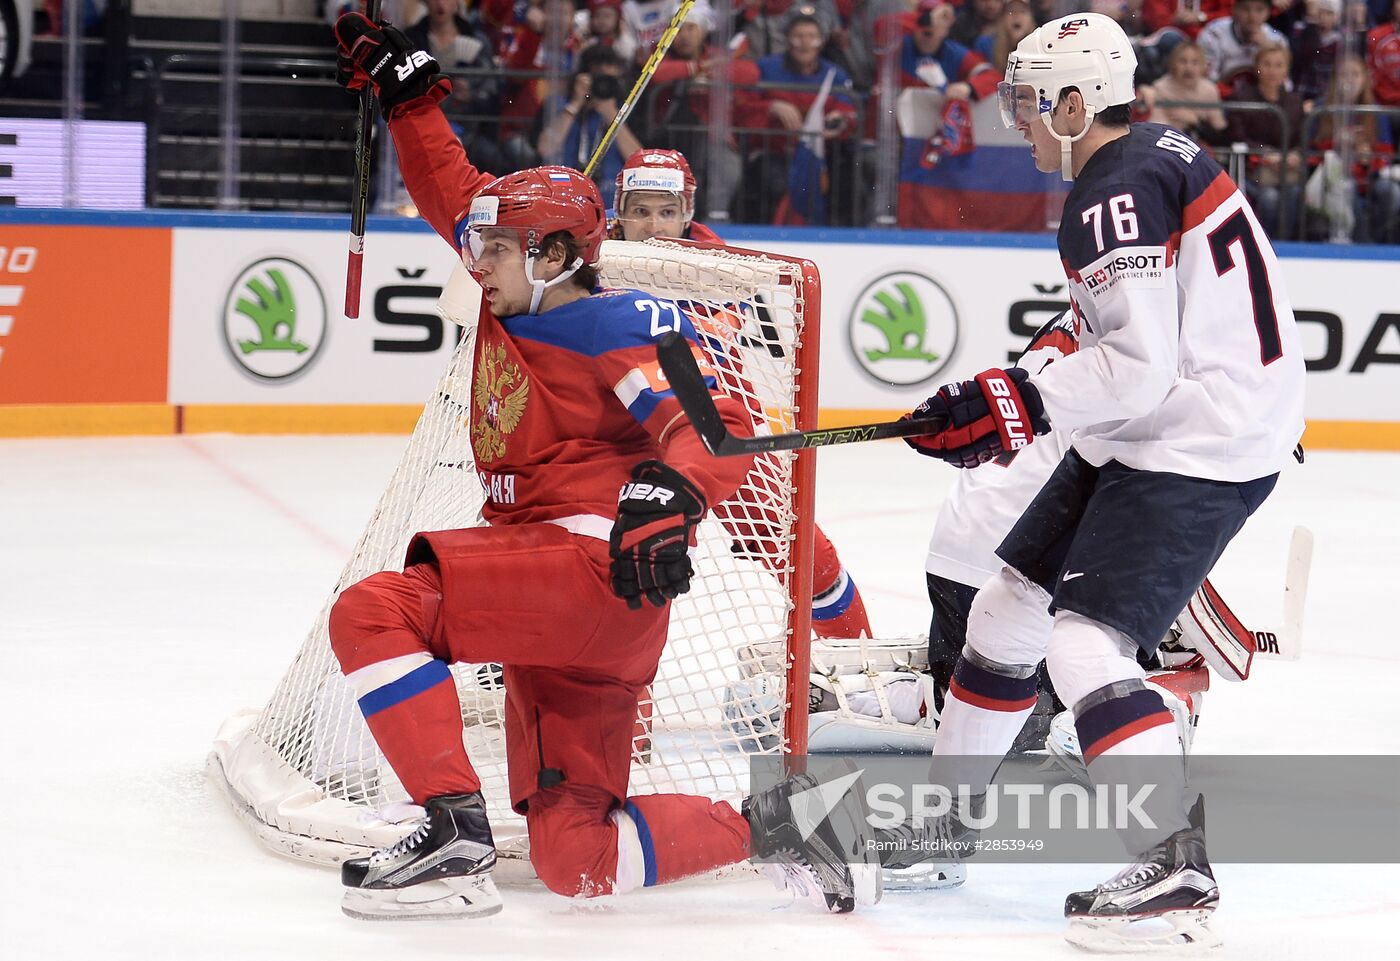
[1,209,1397,448]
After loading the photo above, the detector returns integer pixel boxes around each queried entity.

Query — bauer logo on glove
[904,367,1051,469]
[334,12,450,117]
[609,460,707,610]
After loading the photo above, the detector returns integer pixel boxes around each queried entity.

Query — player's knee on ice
[525,785,620,898]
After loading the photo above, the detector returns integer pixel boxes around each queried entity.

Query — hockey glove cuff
[335,13,451,116]
[609,460,707,610]
[904,367,1050,468]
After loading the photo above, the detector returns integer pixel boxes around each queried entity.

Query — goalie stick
[655,332,947,455]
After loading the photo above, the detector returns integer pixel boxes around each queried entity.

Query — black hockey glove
[904,367,1050,468]
[609,461,707,610]
[334,13,450,115]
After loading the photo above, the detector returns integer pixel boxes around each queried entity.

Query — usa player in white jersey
[895,12,1305,951]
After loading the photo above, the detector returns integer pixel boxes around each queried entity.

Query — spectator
[951,0,1004,48]
[476,0,531,57]
[644,0,755,218]
[500,0,582,169]
[1199,0,1288,86]
[1150,41,1230,143]
[536,45,645,191]
[1091,0,1145,36]
[900,1,1000,103]
[975,0,1038,71]
[1228,44,1307,238]
[1027,0,1061,26]
[1133,0,1235,84]
[581,0,641,64]
[1292,0,1344,106]
[1140,0,1233,42]
[739,1,845,60]
[1309,53,1400,242]
[1369,0,1400,105]
[750,9,857,222]
[623,1,686,59]
[405,1,505,171]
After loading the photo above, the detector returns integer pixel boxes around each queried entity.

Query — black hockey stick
[344,0,382,319]
[656,332,947,456]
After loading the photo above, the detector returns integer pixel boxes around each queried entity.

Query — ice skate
[874,793,981,891]
[744,766,882,913]
[1064,799,1220,952]
[341,792,502,921]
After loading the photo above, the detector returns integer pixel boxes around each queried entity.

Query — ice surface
[1,435,1394,959]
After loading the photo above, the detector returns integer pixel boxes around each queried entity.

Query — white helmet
[997,12,1137,181]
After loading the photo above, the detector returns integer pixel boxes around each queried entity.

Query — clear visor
[997,81,1042,129]
[463,227,524,269]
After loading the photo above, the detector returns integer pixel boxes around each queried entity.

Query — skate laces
[371,815,433,865]
[763,850,821,898]
[1100,857,1163,891]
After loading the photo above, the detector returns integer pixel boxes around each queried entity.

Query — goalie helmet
[613,149,697,226]
[457,166,607,313]
[997,12,1137,180]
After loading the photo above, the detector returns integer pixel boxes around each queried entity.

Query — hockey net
[209,238,821,864]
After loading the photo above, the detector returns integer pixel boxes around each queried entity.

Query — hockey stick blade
[655,332,946,456]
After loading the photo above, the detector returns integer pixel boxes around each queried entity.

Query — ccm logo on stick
[620,482,674,505]
[986,376,1030,449]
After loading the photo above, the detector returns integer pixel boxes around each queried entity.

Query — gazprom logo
[467,195,499,226]
[622,169,684,193]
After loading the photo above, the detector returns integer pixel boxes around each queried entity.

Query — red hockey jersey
[387,95,755,533]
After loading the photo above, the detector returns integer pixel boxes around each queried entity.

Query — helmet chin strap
[525,253,584,314]
[1042,104,1098,181]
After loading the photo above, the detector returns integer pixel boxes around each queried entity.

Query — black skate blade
[823,893,855,913]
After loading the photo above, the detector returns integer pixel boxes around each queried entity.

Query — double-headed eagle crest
[471,340,530,463]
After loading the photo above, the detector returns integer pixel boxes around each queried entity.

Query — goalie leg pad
[807,669,939,753]
[1175,578,1256,681]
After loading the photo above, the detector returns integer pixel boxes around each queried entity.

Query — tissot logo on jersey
[1079,246,1168,298]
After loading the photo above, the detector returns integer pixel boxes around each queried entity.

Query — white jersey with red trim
[1032,123,1305,482]
[927,312,1077,589]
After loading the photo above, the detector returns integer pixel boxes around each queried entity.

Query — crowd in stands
[321,0,1398,241]
[22,0,1400,240]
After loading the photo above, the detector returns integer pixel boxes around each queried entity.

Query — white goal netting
[209,239,820,864]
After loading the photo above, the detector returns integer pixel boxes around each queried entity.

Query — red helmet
[457,165,607,266]
[613,149,698,224]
